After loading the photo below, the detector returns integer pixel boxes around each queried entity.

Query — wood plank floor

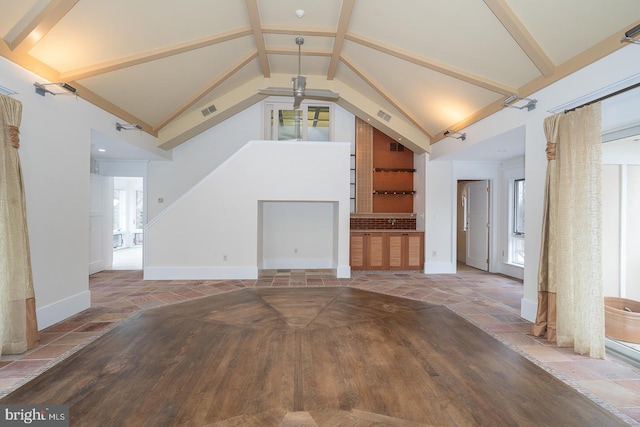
[1,287,630,426]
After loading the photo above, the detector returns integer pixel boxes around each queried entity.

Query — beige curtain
[530,103,604,358]
[0,93,39,355]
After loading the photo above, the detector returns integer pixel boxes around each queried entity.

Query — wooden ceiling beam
[266,48,332,57]
[6,0,79,54]
[341,55,434,140]
[483,0,555,77]
[262,26,337,38]
[327,0,355,80]
[153,51,259,132]
[346,33,515,96]
[61,28,252,81]
[245,0,270,77]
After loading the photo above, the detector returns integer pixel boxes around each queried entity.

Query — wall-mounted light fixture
[502,94,537,111]
[622,24,640,44]
[115,122,142,131]
[34,82,77,96]
[444,130,466,141]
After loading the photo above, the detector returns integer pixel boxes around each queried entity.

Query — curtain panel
[530,103,604,358]
[0,93,39,355]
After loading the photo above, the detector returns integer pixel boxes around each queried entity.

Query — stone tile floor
[2,267,640,425]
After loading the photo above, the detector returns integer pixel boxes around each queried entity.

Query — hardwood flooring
[1,287,629,426]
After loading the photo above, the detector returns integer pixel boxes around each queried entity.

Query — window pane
[307,106,330,141]
[278,110,302,140]
[514,179,525,235]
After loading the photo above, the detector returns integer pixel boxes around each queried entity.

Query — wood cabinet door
[388,233,404,270]
[350,233,366,269]
[405,233,424,270]
[368,233,386,269]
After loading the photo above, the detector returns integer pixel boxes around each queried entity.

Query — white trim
[500,262,524,280]
[619,164,628,298]
[605,338,640,367]
[520,297,537,322]
[336,265,350,278]
[37,291,91,330]
[425,262,456,274]
[144,266,259,280]
[548,73,640,114]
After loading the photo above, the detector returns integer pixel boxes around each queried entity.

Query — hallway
[1,268,640,425]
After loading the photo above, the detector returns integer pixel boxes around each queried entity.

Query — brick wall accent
[350,217,416,230]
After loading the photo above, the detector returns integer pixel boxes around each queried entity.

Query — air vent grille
[377,110,391,122]
[201,104,217,117]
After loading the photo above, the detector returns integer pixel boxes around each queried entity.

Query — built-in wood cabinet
[351,231,424,271]
[350,232,386,270]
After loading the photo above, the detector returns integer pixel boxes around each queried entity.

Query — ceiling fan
[259,37,339,109]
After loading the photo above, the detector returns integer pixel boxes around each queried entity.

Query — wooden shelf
[373,168,416,172]
[373,190,416,195]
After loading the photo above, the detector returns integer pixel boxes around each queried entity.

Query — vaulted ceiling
[1,0,639,154]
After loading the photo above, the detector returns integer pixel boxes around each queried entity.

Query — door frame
[451,163,499,274]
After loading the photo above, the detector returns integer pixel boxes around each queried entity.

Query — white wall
[145,140,352,280]
[147,103,357,221]
[0,57,157,329]
[427,44,640,321]
[261,201,336,269]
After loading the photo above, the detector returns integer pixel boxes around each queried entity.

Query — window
[509,179,525,265]
[264,103,332,141]
[513,179,525,235]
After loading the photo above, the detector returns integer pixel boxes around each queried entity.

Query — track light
[622,24,640,44]
[502,94,537,111]
[116,122,142,131]
[34,82,77,96]
[444,130,466,141]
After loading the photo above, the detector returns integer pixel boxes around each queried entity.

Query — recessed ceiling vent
[377,110,391,122]
[201,104,217,117]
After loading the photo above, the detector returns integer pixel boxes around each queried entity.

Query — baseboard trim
[337,265,350,278]
[520,297,537,322]
[37,290,91,330]
[144,266,259,280]
[424,262,456,274]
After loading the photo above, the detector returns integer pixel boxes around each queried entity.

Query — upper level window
[264,102,332,141]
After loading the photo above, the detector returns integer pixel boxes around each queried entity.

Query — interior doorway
[457,180,490,271]
[112,177,143,270]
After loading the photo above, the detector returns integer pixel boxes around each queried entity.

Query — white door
[466,180,490,271]
[89,174,112,274]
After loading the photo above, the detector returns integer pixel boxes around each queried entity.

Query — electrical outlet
[223,255,228,262]
[294,248,298,254]
[432,251,437,257]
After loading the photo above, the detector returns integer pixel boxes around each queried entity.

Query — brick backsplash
[350,217,416,230]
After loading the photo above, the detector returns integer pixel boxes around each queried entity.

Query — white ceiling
[1,0,639,160]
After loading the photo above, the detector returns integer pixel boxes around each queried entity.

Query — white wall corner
[37,290,91,330]
[520,297,537,322]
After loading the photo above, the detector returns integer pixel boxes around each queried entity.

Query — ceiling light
[444,130,466,141]
[622,24,640,44]
[502,94,537,111]
[34,82,77,96]
[98,148,106,152]
[116,122,142,131]
[295,9,305,18]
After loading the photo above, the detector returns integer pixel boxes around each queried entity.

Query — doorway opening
[112,177,143,270]
[456,180,490,272]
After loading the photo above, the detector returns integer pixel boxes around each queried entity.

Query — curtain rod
[564,81,640,113]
